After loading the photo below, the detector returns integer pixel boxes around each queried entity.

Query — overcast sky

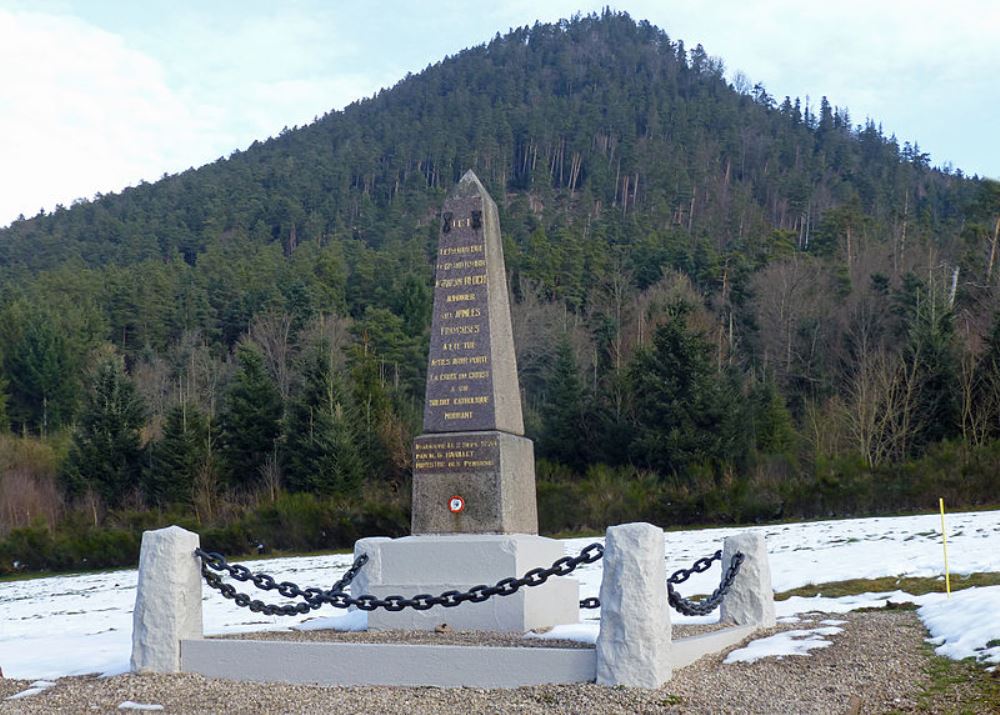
[1,0,997,227]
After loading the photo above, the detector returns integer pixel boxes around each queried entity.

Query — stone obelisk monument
[412,170,536,534]
[355,171,578,632]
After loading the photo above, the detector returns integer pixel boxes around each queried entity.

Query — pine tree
[628,303,738,475]
[62,356,147,505]
[539,337,587,468]
[746,379,795,455]
[347,330,397,477]
[4,310,79,434]
[895,274,960,454]
[145,403,210,506]
[284,344,364,494]
[218,344,283,490]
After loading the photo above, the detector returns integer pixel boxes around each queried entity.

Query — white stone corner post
[595,522,671,688]
[720,531,776,628]
[130,525,204,673]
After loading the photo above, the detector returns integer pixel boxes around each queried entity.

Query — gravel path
[0,610,987,714]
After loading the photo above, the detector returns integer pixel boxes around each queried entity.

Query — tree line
[1,11,999,572]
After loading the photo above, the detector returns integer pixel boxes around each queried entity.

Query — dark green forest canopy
[0,11,979,278]
[1,11,1000,556]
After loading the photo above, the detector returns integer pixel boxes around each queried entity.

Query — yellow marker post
[939,498,951,598]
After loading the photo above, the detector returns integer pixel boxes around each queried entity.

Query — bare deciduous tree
[751,256,832,391]
[249,310,295,400]
[132,354,172,426]
[841,349,919,467]
[193,459,220,524]
[0,467,62,534]
[512,278,593,402]
[258,447,282,503]
[171,330,230,418]
[803,398,845,461]
[959,346,1000,448]
[298,313,353,373]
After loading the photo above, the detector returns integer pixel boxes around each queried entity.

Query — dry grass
[0,434,64,534]
[775,571,1000,600]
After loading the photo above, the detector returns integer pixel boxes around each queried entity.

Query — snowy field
[1,509,998,681]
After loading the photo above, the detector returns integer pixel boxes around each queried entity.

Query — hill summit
[0,11,998,566]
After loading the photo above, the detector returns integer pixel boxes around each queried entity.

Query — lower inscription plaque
[414,434,500,474]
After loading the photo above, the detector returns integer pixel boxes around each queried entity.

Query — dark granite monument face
[411,171,538,535]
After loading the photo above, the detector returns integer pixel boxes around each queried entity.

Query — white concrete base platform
[354,534,579,632]
[180,640,596,688]
[179,627,756,688]
[671,626,755,670]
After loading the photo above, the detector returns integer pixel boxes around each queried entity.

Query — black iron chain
[196,542,605,616]
[667,550,745,616]
[194,548,370,616]
[329,553,369,593]
[578,549,745,617]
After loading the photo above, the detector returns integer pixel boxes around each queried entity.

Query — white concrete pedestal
[354,534,579,632]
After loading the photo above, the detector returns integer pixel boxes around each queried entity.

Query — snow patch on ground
[565,509,1000,598]
[292,609,367,633]
[524,622,599,645]
[118,702,164,711]
[919,585,1000,666]
[5,680,56,700]
[0,509,996,679]
[724,626,844,664]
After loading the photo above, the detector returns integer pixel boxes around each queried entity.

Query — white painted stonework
[181,640,595,687]
[351,536,392,600]
[595,522,672,688]
[720,531,776,628]
[356,534,579,632]
[130,526,203,673]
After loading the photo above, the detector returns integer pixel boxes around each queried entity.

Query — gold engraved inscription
[426,213,492,429]
[439,259,487,271]
[435,274,488,288]
[439,244,484,256]
[440,325,480,336]
[414,437,499,471]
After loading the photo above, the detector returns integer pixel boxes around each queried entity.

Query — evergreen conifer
[62,356,146,505]
[218,344,283,490]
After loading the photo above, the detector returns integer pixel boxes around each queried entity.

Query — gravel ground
[0,610,987,714]
[208,622,722,647]
[212,626,593,648]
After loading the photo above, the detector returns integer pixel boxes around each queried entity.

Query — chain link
[667,550,745,616]
[577,549,745,617]
[197,542,742,618]
[195,548,370,617]
[197,542,605,616]
[329,553,369,593]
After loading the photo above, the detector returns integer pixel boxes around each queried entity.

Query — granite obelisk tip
[451,169,491,199]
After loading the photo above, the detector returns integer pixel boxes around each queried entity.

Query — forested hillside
[1,11,999,573]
